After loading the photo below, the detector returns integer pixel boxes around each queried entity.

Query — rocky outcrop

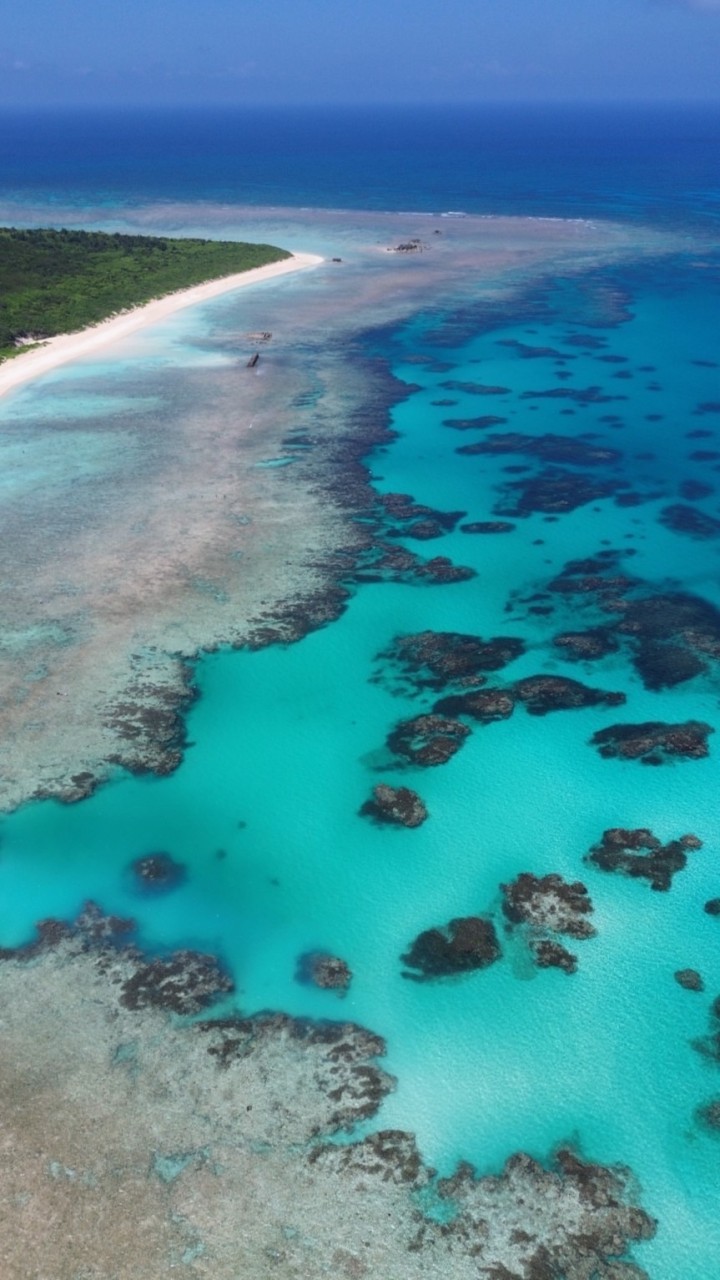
[512,674,625,715]
[387,713,471,766]
[360,783,428,827]
[675,968,704,992]
[586,828,702,891]
[501,873,596,975]
[591,720,713,764]
[296,951,352,991]
[402,916,501,980]
[435,687,516,723]
[378,629,525,694]
[502,873,596,939]
[659,503,720,541]
[120,951,234,1016]
[128,851,187,893]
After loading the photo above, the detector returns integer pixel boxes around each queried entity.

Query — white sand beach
[0,251,323,399]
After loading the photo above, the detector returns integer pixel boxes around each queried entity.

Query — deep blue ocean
[2,102,720,228]
[1,105,720,1277]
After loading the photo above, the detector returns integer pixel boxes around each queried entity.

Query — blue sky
[1,0,720,106]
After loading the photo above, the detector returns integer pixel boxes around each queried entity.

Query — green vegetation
[0,227,291,360]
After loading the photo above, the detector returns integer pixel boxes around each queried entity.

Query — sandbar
[0,251,323,400]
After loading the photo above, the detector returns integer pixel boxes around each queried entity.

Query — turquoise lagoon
[1,229,720,1278]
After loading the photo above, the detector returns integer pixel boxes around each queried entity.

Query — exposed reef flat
[0,203,678,810]
[0,908,655,1278]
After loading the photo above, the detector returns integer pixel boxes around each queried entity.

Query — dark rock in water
[675,968,704,992]
[380,629,525,693]
[352,540,476,588]
[435,688,516,723]
[456,431,621,467]
[387,713,471,766]
[586,828,702,891]
[693,994,720,1063]
[704,898,720,916]
[520,384,626,405]
[296,951,352,991]
[378,491,466,533]
[439,379,511,395]
[129,851,187,893]
[497,338,573,360]
[695,1099,720,1133]
[659,503,720,541]
[402,916,501,980]
[495,468,626,517]
[502,873,596,939]
[460,520,516,534]
[391,518,447,540]
[512,674,625,715]
[553,628,619,660]
[531,938,578,974]
[679,478,715,500]
[120,951,233,1015]
[591,720,713,764]
[361,783,428,828]
[442,414,508,430]
[632,640,707,690]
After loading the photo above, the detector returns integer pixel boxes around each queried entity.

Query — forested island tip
[0,227,291,360]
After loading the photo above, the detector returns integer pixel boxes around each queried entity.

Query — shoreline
[0,251,323,400]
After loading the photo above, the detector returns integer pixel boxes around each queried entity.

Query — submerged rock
[296,951,352,991]
[402,916,501,980]
[659,503,720,541]
[675,968,704,992]
[586,828,702,891]
[512,674,625,715]
[460,519,516,534]
[120,951,233,1016]
[695,1099,720,1134]
[128,851,187,893]
[704,898,720,916]
[435,687,516,723]
[379,629,525,693]
[502,873,596,939]
[590,720,713,764]
[361,783,428,827]
[531,938,578,973]
[387,713,471,766]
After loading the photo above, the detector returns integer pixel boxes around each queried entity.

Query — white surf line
[0,252,323,400]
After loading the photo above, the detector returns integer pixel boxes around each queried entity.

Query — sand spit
[0,252,323,400]
[0,209,683,810]
[0,910,655,1280]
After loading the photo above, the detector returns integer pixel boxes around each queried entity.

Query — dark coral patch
[442,415,508,430]
[460,520,516,534]
[512,675,625,716]
[296,952,352,991]
[439,380,511,396]
[361,783,428,828]
[494,468,628,517]
[659,504,720,541]
[586,828,702,890]
[502,873,596,939]
[456,432,621,467]
[591,720,713,764]
[387,713,471,766]
[402,916,501,980]
[434,688,516,723]
[553,628,619,661]
[675,969,704,992]
[120,951,234,1015]
[379,630,525,694]
[128,852,187,894]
